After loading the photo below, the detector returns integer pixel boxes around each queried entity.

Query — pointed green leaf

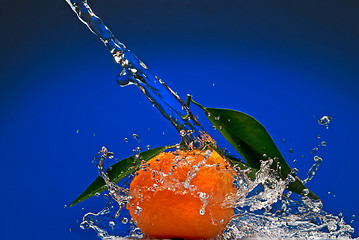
[70,146,170,207]
[189,99,319,200]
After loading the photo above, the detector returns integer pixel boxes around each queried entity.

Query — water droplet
[122,217,128,224]
[302,189,309,196]
[289,148,294,153]
[133,134,140,141]
[180,130,186,137]
[321,141,327,146]
[327,220,337,231]
[314,156,322,163]
[76,129,79,133]
[318,116,332,125]
[134,206,142,215]
[124,138,129,142]
[109,221,115,227]
[312,148,318,154]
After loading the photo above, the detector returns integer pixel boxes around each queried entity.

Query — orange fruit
[127,149,236,239]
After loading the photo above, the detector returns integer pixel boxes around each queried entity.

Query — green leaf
[189,97,319,200]
[70,146,170,207]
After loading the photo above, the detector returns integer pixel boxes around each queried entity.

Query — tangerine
[127,149,236,239]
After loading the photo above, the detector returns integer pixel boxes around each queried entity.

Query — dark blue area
[0,0,358,239]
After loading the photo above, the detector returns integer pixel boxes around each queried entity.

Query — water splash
[65,1,357,239]
[78,146,356,239]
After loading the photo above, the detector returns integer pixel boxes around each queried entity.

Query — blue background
[0,0,358,239]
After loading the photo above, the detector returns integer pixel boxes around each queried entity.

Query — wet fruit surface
[128,150,236,239]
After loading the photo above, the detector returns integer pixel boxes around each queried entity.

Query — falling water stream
[65,1,357,239]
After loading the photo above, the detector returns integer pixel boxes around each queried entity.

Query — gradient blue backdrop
[1,0,358,239]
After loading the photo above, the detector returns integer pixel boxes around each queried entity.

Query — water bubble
[321,141,327,146]
[122,217,128,224]
[289,148,294,153]
[318,116,332,125]
[124,138,129,142]
[312,147,318,154]
[132,134,140,141]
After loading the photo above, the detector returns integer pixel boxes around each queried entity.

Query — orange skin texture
[127,150,236,239]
